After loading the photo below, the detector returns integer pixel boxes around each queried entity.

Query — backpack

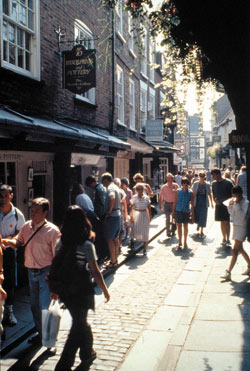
[48,243,94,299]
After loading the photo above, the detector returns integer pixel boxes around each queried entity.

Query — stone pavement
[2,208,250,370]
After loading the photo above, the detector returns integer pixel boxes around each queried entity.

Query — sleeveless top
[176,189,192,213]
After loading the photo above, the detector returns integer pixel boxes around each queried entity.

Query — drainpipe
[110,6,115,135]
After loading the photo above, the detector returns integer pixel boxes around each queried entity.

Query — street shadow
[25,348,57,370]
[124,253,148,270]
[219,277,250,370]
[214,245,232,259]
[171,246,195,260]
[6,344,52,370]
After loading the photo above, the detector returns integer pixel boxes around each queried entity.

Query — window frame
[116,64,125,126]
[74,19,95,105]
[149,37,155,83]
[1,0,40,80]
[140,80,148,133]
[115,0,123,37]
[148,87,155,120]
[140,26,148,77]
[129,78,135,130]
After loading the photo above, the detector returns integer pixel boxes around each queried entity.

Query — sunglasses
[199,175,205,177]
[182,182,189,185]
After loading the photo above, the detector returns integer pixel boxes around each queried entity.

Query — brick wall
[0,0,112,130]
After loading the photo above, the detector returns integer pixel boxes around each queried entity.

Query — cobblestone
[4,212,217,371]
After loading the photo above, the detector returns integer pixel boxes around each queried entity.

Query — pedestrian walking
[49,206,110,371]
[132,173,154,198]
[1,198,60,349]
[159,173,179,237]
[221,186,250,281]
[174,171,182,187]
[85,175,109,261]
[211,168,233,246]
[237,165,247,198]
[173,177,194,249]
[0,184,25,327]
[114,178,128,251]
[121,177,132,240]
[130,183,151,255]
[101,173,121,267]
[0,245,7,338]
[72,183,98,224]
[192,171,213,237]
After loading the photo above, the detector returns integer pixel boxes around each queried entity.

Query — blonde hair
[135,183,145,191]
[133,173,144,182]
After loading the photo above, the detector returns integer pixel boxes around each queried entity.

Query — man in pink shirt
[1,198,60,348]
[159,173,179,237]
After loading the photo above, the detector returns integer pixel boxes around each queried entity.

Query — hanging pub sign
[62,44,96,94]
[229,130,250,148]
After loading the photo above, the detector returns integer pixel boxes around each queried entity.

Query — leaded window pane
[28,0,33,9]
[9,44,16,64]
[9,24,15,43]
[3,0,9,15]
[18,48,23,67]
[25,33,30,50]
[11,0,18,21]
[25,51,30,70]
[17,28,23,46]
[28,10,34,30]
[3,41,8,61]
[20,5,27,26]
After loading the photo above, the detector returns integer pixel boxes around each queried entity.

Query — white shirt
[0,203,25,238]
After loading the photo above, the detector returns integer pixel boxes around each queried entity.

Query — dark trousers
[3,248,16,305]
[55,302,93,370]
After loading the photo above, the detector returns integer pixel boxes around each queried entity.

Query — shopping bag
[42,299,62,348]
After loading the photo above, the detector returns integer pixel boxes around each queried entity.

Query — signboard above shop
[229,130,250,148]
[145,120,163,142]
[62,45,96,94]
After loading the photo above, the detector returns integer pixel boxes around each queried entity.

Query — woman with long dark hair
[49,206,110,371]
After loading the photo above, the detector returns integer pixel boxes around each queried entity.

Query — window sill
[129,127,137,132]
[74,95,97,108]
[1,61,40,81]
[116,31,126,44]
[129,49,137,59]
[117,120,127,127]
[140,72,148,80]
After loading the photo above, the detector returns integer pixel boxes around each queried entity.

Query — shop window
[0,162,17,203]
[2,0,40,80]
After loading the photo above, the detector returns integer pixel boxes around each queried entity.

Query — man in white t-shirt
[101,173,121,267]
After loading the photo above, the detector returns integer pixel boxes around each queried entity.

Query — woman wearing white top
[130,183,151,255]
[221,186,250,281]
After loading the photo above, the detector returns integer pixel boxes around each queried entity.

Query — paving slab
[176,270,207,285]
[118,330,172,371]
[184,320,250,351]
[196,302,250,321]
[203,282,250,293]
[164,284,193,306]
[176,350,250,371]
[147,306,184,332]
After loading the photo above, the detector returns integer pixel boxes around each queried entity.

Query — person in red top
[159,173,179,237]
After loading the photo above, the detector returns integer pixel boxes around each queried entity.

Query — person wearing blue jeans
[28,266,51,335]
[2,198,60,348]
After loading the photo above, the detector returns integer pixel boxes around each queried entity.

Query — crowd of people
[0,165,248,368]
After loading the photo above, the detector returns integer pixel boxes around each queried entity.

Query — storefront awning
[127,138,153,154]
[0,107,130,150]
[148,140,180,153]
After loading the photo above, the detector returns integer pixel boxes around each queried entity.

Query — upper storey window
[1,0,40,79]
[74,19,95,104]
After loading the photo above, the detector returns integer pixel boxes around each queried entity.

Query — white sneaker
[221,270,231,281]
[242,267,250,275]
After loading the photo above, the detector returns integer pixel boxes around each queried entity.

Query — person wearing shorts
[211,168,233,246]
[173,178,194,249]
[101,173,121,267]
